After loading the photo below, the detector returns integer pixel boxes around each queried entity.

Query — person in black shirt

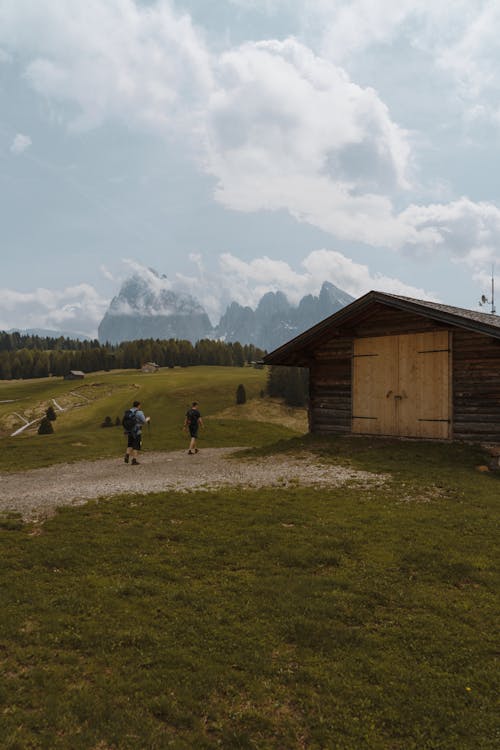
[184,401,204,454]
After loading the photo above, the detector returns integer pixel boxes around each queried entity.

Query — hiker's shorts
[189,426,198,438]
[127,432,142,451]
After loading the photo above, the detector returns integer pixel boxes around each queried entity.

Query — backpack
[186,408,199,426]
[122,408,137,433]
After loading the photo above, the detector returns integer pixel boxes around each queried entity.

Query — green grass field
[0,367,300,472]
[0,369,498,749]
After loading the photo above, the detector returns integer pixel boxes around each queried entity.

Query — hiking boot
[124,454,129,463]
[131,458,140,465]
[188,450,194,455]
[194,448,199,453]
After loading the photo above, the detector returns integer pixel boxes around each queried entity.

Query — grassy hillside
[0,438,498,749]
[0,367,305,472]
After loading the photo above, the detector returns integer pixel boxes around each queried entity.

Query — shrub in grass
[101,416,113,428]
[236,383,247,405]
[0,512,23,530]
[115,416,121,426]
[38,416,54,434]
[46,404,57,421]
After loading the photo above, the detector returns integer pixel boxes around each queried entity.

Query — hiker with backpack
[123,400,150,465]
[184,401,203,454]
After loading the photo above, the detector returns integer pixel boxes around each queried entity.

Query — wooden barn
[63,370,85,381]
[141,362,160,373]
[263,291,500,442]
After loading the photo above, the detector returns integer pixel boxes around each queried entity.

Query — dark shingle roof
[264,290,500,365]
[385,293,500,329]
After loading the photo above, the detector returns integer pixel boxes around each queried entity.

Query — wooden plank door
[352,332,450,438]
[352,336,398,435]
[398,331,450,438]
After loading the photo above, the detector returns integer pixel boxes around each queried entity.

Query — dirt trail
[0,447,387,521]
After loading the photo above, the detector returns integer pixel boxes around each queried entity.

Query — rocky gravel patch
[0,447,387,521]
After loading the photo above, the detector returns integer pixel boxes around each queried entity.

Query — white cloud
[204,38,412,245]
[305,1,500,120]
[173,249,436,320]
[399,197,500,265]
[227,0,295,11]
[0,283,109,337]
[433,3,500,118]
[122,259,173,294]
[10,133,32,154]
[100,265,116,282]
[308,0,424,62]
[202,36,500,264]
[3,0,500,284]
[0,0,212,133]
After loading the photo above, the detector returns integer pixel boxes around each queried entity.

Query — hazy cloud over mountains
[1,253,436,338]
[0,283,108,338]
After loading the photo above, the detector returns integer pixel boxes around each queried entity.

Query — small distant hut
[264,291,500,443]
[141,362,160,373]
[64,370,85,381]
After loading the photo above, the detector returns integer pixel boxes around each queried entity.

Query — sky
[2,0,500,336]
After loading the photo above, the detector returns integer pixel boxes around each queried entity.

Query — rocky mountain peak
[98,271,353,348]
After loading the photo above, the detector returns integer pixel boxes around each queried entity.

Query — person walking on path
[184,401,204,454]
[123,400,150,465]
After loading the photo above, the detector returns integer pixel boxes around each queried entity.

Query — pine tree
[46,404,57,421]
[267,366,308,406]
[38,416,54,435]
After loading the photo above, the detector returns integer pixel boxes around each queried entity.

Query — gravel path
[0,448,387,521]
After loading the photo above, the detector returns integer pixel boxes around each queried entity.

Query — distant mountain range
[98,271,353,350]
[216,282,353,350]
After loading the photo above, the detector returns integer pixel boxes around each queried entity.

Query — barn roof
[264,290,500,365]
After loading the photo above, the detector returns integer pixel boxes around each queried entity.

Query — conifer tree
[38,416,54,434]
[46,404,57,421]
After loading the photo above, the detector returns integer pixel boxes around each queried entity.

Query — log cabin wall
[309,339,352,434]
[452,330,500,442]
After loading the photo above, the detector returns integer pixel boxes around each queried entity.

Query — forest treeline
[0,331,264,380]
[267,365,309,407]
[0,331,309,407]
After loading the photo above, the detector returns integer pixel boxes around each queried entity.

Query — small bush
[0,512,23,531]
[46,404,57,421]
[115,417,121,426]
[236,384,246,405]
[38,416,54,435]
[101,416,113,428]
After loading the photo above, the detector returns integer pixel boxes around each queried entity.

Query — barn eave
[263,290,500,366]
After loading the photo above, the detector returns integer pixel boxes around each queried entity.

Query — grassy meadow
[0,368,498,749]
[0,366,305,472]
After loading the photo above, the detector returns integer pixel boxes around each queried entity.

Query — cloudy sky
[2,0,500,335]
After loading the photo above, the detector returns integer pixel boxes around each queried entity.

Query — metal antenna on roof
[479,265,496,314]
